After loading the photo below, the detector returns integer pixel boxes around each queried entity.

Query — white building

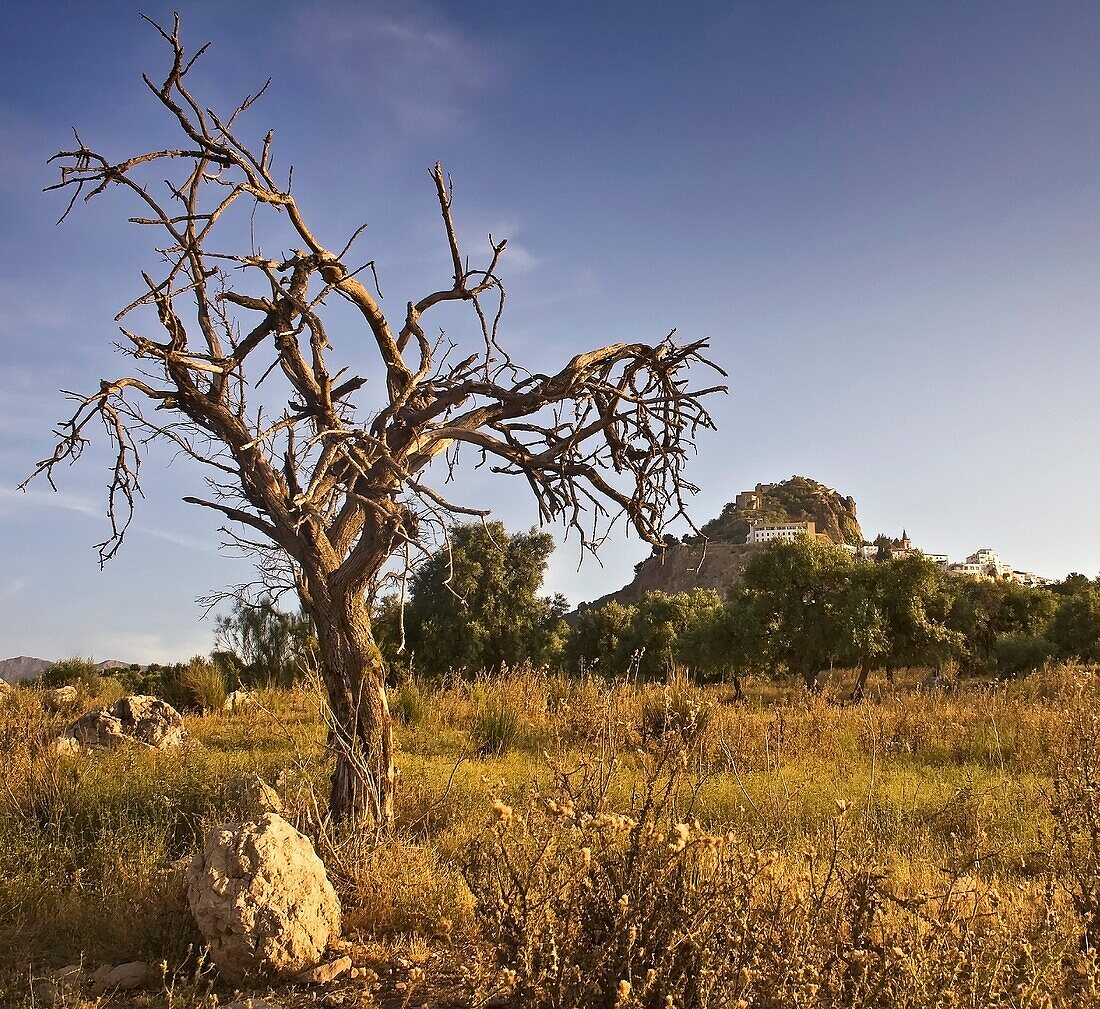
[946,547,1043,582]
[949,561,988,577]
[747,520,816,545]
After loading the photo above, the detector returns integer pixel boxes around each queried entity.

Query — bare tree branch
[24,16,726,824]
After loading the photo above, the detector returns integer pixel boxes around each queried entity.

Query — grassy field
[3,664,1100,1007]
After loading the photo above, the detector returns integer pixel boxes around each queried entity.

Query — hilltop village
[735,486,1048,586]
[595,477,1049,608]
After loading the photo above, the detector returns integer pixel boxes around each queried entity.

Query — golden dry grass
[1,663,1099,1006]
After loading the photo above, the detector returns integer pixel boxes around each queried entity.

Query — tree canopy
[377,522,568,677]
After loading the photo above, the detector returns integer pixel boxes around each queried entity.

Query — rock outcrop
[56,695,186,752]
[43,685,80,710]
[583,476,865,609]
[585,541,760,609]
[691,476,863,547]
[228,773,283,817]
[187,812,341,980]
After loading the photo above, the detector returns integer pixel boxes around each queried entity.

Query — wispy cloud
[0,487,218,555]
[0,578,25,604]
[295,3,498,135]
[0,486,102,520]
[452,215,542,275]
[83,628,215,666]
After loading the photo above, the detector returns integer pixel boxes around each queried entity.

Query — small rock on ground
[298,955,353,985]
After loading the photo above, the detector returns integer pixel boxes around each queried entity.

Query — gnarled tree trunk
[307,589,395,826]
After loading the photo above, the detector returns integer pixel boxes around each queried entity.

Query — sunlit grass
[0,661,1097,1005]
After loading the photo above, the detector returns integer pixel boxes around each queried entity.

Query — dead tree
[24,16,725,826]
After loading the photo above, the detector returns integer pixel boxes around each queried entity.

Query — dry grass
[1,663,1099,1006]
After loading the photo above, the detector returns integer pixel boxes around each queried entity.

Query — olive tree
[23,18,724,825]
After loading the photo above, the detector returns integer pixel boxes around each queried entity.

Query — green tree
[620,589,724,680]
[838,572,888,702]
[863,554,961,683]
[564,600,637,675]
[679,586,770,700]
[394,522,568,677]
[1049,581,1100,663]
[947,579,1056,676]
[215,597,316,687]
[737,537,857,690]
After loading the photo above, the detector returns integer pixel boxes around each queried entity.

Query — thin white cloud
[451,215,542,275]
[296,3,497,135]
[0,578,25,603]
[0,487,218,555]
[83,628,215,666]
[0,486,102,520]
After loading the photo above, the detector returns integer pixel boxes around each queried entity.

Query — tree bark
[308,590,396,827]
[850,662,870,704]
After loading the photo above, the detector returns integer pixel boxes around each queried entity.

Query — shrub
[992,632,1057,678]
[161,656,227,713]
[471,689,522,756]
[40,656,100,689]
[391,677,430,727]
[327,835,474,936]
[463,734,1076,1009]
[637,672,709,746]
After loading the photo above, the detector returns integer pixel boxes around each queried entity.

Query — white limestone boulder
[186,812,341,980]
[43,684,79,710]
[56,695,186,753]
[223,689,253,713]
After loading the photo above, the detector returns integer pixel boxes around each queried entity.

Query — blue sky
[2,1,1099,662]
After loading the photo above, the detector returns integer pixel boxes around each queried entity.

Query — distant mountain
[0,656,51,683]
[0,656,137,683]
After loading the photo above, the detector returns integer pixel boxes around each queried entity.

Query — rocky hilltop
[587,541,760,609]
[689,475,862,546]
[588,476,861,608]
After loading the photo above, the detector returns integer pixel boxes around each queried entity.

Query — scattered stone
[43,685,79,710]
[90,961,155,994]
[223,999,283,1009]
[223,689,253,712]
[31,964,86,1006]
[53,735,83,757]
[187,812,341,981]
[89,965,114,989]
[51,965,84,984]
[112,695,187,747]
[298,956,352,985]
[55,695,186,753]
[229,772,283,816]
